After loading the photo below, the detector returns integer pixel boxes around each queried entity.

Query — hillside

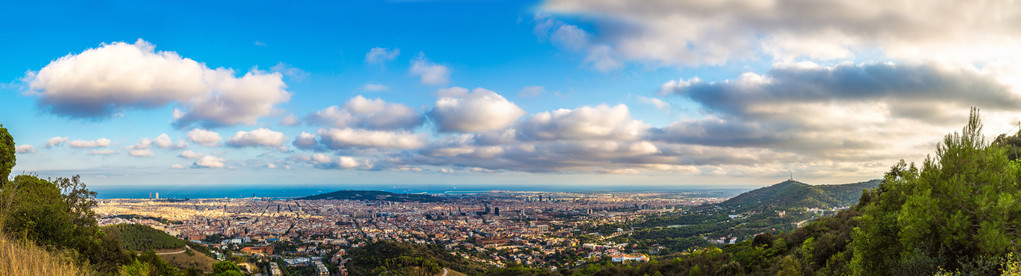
[298,190,446,202]
[101,224,186,252]
[720,179,879,211]
[346,241,487,275]
[0,235,88,276]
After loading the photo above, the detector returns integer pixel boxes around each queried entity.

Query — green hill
[720,179,879,211]
[101,224,186,252]
[297,190,446,202]
[347,241,487,275]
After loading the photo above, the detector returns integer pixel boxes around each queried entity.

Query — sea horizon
[91,183,756,199]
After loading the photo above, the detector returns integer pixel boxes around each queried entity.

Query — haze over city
[4,0,1020,188]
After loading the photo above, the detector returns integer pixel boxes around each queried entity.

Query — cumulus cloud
[194,155,225,168]
[69,138,111,148]
[178,150,203,159]
[660,62,1017,121]
[306,95,424,130]
[25,39,289,127]
[302,153,373,170]
[226,128,287,149]
[176,150,224,168]
[187,128,222,146]
[533,13,621,71]
[431,87,525,132]
[46,137,68,148]
[365,47,400,64]
[152,134,187,149]
[410,55,450,86]
[15,145,35,153]
[171,164,185,169]
[318,128,426,150]
[540,0,1021,67]
[293,132,318,149]
[517,104,648,141]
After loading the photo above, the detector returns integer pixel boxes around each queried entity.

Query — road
[152,245,192,256]
[441,268,448,276]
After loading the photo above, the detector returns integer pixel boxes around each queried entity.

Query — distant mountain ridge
[297,190,446,202]
[720,179,880,211]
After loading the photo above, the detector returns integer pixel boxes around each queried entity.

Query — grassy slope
[0,235,88,276]
[158,248,218,273]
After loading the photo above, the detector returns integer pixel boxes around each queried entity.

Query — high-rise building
[494,207,500,216]
[155,192,159,200]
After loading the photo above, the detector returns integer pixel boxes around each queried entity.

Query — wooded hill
[101,224,186,252]
[720,179,880,212]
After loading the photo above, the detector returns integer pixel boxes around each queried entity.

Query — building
[313,260,330,276]
[611,254,649,263]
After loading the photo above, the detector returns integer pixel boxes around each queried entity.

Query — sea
[91,184,752,199]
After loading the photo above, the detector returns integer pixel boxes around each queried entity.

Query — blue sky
[3,0,1020,188]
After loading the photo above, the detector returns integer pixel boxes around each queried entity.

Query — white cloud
[176,150,224,168]
[171,164,185,169]
[194,155,225,168]
[88,149,117,155]
[540,0,1021,67]
[518,104,649,141]
[25,39,290,127]
[266,163,277,169]
[410,55,450,86]
[178,150,203,159]
[279,114,301,126]
[306,95,423,130]
[46,136,68,148]
[187,128,222,146]
[637,96,669,111]
[365,47,400,64]
[293,132,318,149]
[69,138,111,148]
[153,134,187,149]
[303,153,372,170]
[431,87,525,132]
[361,83,389,92]
[15,145,35,153]
[128,149,154,157]
[318,128,426,149]
[226,128,287,149]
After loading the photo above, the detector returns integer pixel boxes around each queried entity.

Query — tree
[212,261,243,276]
[852,108,1021,274]
[0,124,14,188]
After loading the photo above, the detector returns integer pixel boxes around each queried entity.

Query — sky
[3,0,1021,189]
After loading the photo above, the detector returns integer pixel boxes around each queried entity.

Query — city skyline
[4,1,1020,187]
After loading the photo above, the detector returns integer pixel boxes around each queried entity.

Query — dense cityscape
[94,191,727,275]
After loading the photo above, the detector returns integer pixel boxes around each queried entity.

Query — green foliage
[0,124,14,187]
[347,241,487,275]
[102,224,187,252]
[721,179,880,212]
[852,108,1021,274]
[133,250,181,276]
[212,260,243,276]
